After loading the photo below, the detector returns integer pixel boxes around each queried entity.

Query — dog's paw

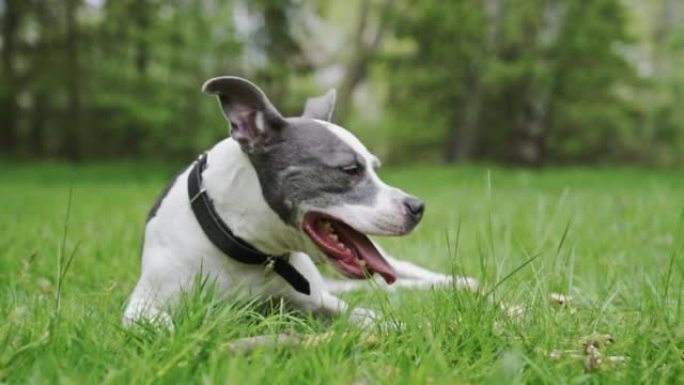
[423,275,479,292]
[123,306,175,331]
[347,308,406,333]
[453,275,479,292]
[348,307,380,328]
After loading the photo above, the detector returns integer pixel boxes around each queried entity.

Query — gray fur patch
[248,117,378,225]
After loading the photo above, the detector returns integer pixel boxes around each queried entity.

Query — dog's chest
[143,140,304,276]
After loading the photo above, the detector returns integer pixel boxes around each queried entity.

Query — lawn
[1,162,683,384]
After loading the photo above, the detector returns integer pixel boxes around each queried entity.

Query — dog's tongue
[334,222,397,284]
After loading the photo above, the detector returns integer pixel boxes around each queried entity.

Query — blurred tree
[0,0,23,156]
[383,0,491,162]
[61,0,82,160]
[546,0,636,163]
[83,0,243,159]
[249,0,312,114]
[27,0,52,157]
[382,0,637,165]
[446,0,500,163]
[506,0,563,166]
[0,0,680,166]
[644,0,684,163]
[335,0,395,124]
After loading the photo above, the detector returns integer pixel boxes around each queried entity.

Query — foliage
[380,0,653,165]
[1,0,683,165]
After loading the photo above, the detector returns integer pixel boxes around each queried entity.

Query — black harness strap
[187,153,310,295]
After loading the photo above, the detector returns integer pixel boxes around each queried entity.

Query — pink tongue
[334,222,397,284]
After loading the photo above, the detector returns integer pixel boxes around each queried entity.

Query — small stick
[222,331,378,354]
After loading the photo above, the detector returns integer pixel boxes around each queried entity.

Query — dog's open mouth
[302,212,396,284]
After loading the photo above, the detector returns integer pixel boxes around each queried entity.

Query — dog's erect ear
[302,89,336,122]
[202,76,285,150]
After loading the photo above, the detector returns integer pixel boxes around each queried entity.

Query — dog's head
[203,76,425,283]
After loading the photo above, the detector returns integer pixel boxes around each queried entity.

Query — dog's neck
[201,138,308,257]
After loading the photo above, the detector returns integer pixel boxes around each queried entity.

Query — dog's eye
[340,163,362,176]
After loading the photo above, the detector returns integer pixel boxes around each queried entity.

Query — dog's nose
[404,197,425,221]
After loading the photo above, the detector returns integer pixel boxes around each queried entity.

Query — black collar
[187,153,310,295]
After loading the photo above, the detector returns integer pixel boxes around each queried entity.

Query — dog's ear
[202,76,285,151]
[302,89,336,122]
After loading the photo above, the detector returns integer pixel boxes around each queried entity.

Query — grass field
[1,162,683,384]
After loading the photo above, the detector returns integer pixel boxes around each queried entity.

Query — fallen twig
[222,331,379,354]
[545,334,626,372]
[549,293,573,306]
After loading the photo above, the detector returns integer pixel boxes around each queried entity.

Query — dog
[123,76,477,328]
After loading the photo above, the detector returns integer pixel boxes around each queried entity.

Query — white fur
[313,120,414,236]
[255,111,266,133]
[123,136,478,328]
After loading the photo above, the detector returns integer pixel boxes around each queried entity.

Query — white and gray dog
[123,76,477,328]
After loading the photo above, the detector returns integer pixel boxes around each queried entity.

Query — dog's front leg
[283,252,379,327]
[123,279,175,329]
[324,242,478,294]
[374,242,479,291]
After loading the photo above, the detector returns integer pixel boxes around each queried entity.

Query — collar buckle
[264,257,276,276]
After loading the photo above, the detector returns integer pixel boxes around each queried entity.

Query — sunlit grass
[1,163,682,384]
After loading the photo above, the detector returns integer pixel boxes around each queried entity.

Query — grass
[1,162,683,384]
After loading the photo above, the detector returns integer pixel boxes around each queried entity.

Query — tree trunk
[61,0,81,161]
[444,0,500,162]
[134,0,150,75]
[30,93,47,157]
[651,0,679,81]
[0,0,21,156]
[654,0,679,47]
[445,68,483,162]
[335,0,395,124]
[510,88,548,166]
[510,0,564,166]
